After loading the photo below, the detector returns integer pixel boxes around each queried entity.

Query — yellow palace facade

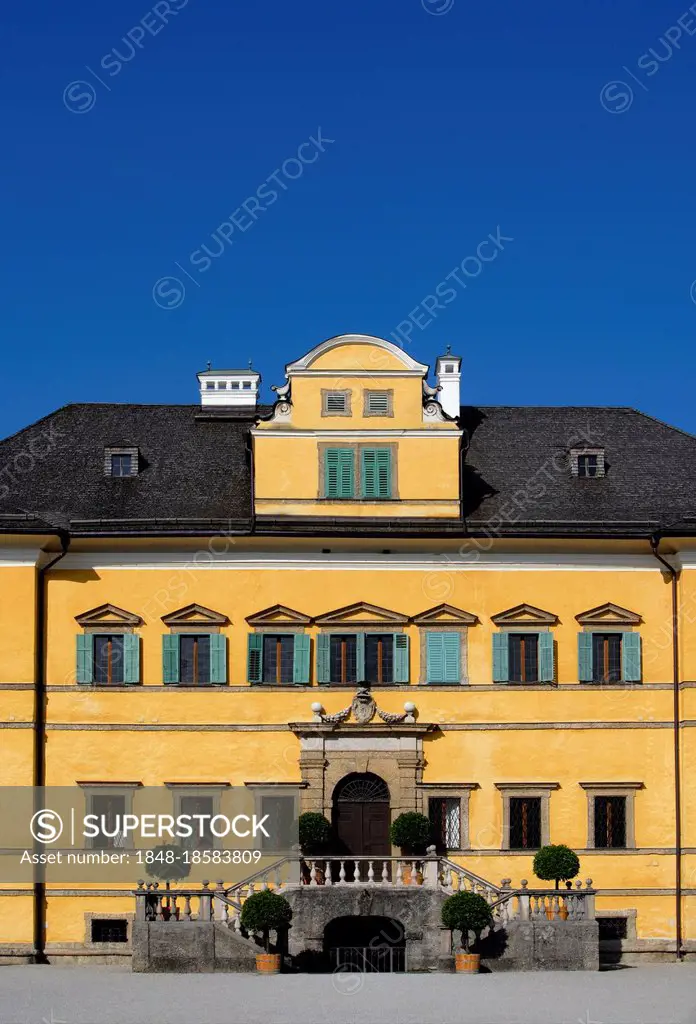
[1,333,696,964]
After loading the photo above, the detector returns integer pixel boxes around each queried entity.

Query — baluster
[182,894,192,921]
[367,860,374,883]
[410,860,418,885]
[309,861,318,886]
[155,894,164,920]
[353,860,360,885]
[395,861,403,886]
[324,862,333,886]
[382,861,389,885]
[275,868,282,888]
[338,861,346,884]
[233,908,242,933]
[262,873,270,891]
[444,866,452,889]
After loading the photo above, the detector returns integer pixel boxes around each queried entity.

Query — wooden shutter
[325,448,354,498]
[426,633,460,683]
[316,634,330,683]
[538,632,554,682]
[492,633,509,682]
[247,634,263,683]
[209,634,227,684]
[122,634,140,684]
[393,634,409,683]
[578,632,593,682]
[293,634,311,684]
[162,634,180,684]
[356,632,365,682]
[361,449,391,499]
[622,632,641,682]
[76,634,93,684]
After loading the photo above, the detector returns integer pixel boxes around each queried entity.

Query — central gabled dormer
[251,334,462,520]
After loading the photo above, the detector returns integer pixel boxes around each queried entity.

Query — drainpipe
[649,532,682,961]
[33,532,70,964]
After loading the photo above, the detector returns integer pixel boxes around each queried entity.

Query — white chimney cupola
[435,348,461,419]
[197,366,261,408]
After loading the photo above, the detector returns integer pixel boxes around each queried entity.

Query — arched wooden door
[332,773,391,857]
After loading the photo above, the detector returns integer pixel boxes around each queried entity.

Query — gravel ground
[0,964,694,1024]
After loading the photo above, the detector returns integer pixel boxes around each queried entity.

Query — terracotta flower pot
[256,953,282,974]
[455,952,480,974]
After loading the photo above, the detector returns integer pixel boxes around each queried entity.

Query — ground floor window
[91,919,128,943]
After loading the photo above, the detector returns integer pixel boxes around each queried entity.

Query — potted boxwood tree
[298,812,331,885]
[145,844,190,920]
[441,891,493,974]
[240,890,292,974]
[389,812,432,884]
[533,844,580,919]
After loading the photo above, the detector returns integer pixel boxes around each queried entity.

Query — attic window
[205,382,215,390]
[104,448,139,478]
[570,448,605,478]
[322,390,351,416]
[364,390,393,417]
[217,381,227,389]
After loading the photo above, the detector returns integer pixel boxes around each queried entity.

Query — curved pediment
[286,335,428,375]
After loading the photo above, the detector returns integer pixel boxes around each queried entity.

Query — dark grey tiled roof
[1,402,695,537]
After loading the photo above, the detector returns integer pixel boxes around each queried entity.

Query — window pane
[180,635,210,684]
[509,797,542,849]
[93,635,124,684]
[429,797,461,850]
[595,796,627,848]
[90,794,126,849]
[330,635,357,684]
[180,795,214,849]
[592,633,623,683]
[365,633,393,684]
[261,796,295,852]
[111,455,132,477]
[262,635,294,684]
[508,634,538,683]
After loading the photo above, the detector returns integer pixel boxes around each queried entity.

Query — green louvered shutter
[361,449,391,499]
[162,634,180,684]
[426,633,460,683]
[247,634,263,683]
[393,634,409,683]
[209,634,227,684]
[622,632,641,682]
[122,634,140,684]
[538,632,554,682]
[325,448,354,498]
[426,633,444,683]
[293,635,311,684]
[492,633,509,683]
[76,634,93,684]
[316,634,330,683]
[356,633,366,682]
[578,632,593,682]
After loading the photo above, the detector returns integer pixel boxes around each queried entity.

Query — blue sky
[3,0,696,437]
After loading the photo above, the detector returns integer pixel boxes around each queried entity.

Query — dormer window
[570,448,605,478]
[104,447,139,477]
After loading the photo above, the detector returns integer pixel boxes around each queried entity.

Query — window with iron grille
[365,633,394,684]
[179,794,215,849]
[594,796,627,849]
[179,634,211,685]
[592,633,622,683]
[429,797,461,850]
[262,634,295,684]
[330,634,358,684]
[91,919,128,943]
[89,794,126,850]
[597,916,628,941]
[364,390,392,416]
[508,633,539,683]
[509,797,542,850]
